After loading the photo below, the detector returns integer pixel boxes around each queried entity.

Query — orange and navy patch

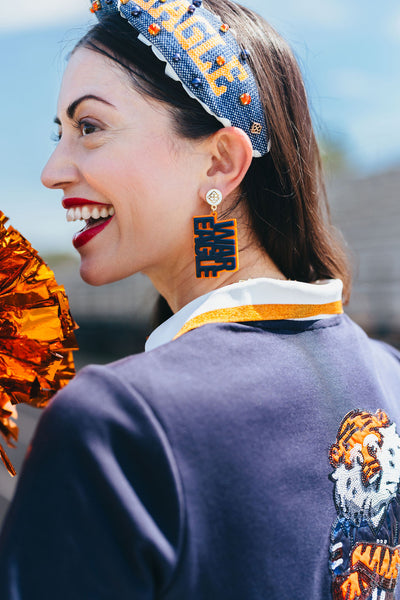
[328,409,400,600]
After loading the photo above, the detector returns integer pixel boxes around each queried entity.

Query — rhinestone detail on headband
[89,0,270,157]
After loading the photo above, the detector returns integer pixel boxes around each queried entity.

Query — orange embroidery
[330,409,390,486]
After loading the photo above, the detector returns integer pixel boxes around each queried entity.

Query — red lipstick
[73,217,114,249]
[63,197,111,209]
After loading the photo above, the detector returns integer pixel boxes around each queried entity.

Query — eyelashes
[50,119,101,143]
[79,121,99,137]
[76,120,100,136]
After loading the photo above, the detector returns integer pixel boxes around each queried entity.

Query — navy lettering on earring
[193,215,239,278]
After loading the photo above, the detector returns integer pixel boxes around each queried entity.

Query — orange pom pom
[0,211,78,476]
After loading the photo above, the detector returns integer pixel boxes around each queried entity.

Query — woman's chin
[78,256,137,286]
[79,261,113,286]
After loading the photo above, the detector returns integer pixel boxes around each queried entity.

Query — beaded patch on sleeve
[328,409,400,599]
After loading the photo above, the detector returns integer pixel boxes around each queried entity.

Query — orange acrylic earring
[193,189,239,278]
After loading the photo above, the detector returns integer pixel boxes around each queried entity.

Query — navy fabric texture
[91,0,269,157]
[0,314,400,598]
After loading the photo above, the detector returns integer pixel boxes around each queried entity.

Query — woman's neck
[147,239,286,314]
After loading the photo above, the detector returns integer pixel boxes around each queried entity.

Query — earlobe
[203,126,253,199]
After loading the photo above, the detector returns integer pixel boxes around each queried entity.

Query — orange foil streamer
[0,211,78,476]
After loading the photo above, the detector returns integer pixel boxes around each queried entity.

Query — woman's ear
[199,127,253,201]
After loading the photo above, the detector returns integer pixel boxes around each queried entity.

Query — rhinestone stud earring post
[206,189,223,213]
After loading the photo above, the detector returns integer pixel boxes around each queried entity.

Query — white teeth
[81,206,90,220]
[65,204,115,222]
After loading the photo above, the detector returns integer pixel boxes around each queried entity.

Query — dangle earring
[193,189,239,278]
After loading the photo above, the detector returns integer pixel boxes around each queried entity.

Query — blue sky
[1,0,399,254]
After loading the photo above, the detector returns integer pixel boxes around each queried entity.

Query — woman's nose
[41,142,79,190]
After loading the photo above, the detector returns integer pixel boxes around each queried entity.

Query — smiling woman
[1,1,400,599]
[42,46,233,296]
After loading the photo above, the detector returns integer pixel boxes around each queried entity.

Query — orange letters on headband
[0,211,78,476]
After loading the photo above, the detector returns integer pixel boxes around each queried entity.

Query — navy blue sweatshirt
[0,314,400,599]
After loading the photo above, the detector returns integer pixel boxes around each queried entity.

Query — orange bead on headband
[89,0,270,157]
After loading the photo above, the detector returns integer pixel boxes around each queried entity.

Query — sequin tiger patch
[328,409,400,600]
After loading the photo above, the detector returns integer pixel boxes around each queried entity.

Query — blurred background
[0,0,399,518]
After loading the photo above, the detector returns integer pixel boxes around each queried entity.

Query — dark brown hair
[76,0,351,322]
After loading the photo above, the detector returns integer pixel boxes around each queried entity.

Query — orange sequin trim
[174,301,343,340]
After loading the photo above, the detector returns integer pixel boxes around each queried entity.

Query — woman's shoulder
[43,357,170,442]
[369,337,400,362]
[2,360,185,599]
[33,349,192,483]
[28,357,185,528]
[37,336,200,453]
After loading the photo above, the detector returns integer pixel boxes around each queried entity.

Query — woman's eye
[79,121,99,136]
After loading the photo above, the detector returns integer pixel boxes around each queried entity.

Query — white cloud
[386,9,400,42]
[322,65,400,169]
[250,0,354,31]
[327,68,378,101]
[282,0,350,28]
[0,0,93,32]
[346,105,400,171]
[326,68,400,118]
[1,0,355,33]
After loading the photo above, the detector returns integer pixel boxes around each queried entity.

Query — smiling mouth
[66,204,115,230]
[66,203,115,249]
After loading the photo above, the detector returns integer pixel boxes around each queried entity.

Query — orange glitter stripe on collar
[173,301,343,340]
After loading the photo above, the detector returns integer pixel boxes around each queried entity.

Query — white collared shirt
[145,278,343,352]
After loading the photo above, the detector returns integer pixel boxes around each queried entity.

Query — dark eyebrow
[53,94,116,125]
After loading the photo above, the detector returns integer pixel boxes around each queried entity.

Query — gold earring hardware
[205,189,223,213]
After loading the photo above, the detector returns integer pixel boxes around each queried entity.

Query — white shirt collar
[145,278,343,352]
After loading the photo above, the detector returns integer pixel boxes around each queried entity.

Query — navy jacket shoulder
[0,365,184,599]
[0,314,400,599]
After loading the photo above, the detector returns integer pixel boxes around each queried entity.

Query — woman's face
[42,47,209,286]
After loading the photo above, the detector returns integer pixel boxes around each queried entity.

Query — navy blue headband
[89,0,270,157]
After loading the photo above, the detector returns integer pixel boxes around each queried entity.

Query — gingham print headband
[89,0,270,157]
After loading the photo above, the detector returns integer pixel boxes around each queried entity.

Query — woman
[0,1,399,598]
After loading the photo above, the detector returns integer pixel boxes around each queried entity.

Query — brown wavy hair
[76,0,351,322]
